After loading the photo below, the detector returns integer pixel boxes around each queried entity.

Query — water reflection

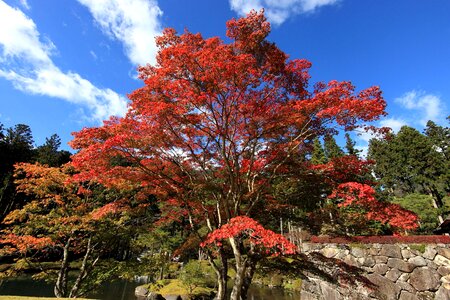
[0,277,301,299]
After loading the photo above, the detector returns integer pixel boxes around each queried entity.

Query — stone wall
[301,243,450,300]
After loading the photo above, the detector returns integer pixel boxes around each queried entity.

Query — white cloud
[395,90,445,125]
[0,1,127,121]
[77,0,162,66]
[18,0,30,10]
[379,118,407,134]
[229,0,339,25]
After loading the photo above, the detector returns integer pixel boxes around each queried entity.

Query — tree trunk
[209,248,227,300]
[230,263,246,300]
[54,238,71,298]
[240,260,257,300]
[69,236,98,298]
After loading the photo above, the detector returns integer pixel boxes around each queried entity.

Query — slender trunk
[430,192,444,224]
[69,237,98,298]
[240,260,257,300]
[54,238,71,298]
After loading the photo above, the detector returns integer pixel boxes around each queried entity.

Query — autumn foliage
[201,216,297,256]
[66,10,414,300]
[328,182,419,231]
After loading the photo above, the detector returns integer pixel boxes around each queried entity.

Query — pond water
[0,277,301,300]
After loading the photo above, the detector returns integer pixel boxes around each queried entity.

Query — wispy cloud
[18,0,30,10]
[0,1,127,122]
[395,90,445,126]
[229,0,339,25]
[77,0,163,66]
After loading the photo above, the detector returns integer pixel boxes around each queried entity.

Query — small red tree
[70,11,392,300]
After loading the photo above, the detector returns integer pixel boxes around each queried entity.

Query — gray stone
[147,292,165,300]
[397,281,415,293]
[402,249,415,260]
[135,286,149,298]
[435,254,450,266]
[300,290,320,300]
[387,258,416,273]
[372,263,389,275]
[426,260,438,270]
[368,247,379,256]
[438,248,450,260]
[385,268,402,282]
[398,273,410,282]
[343,254,358,267]
[362,256,376,267]
[367,273,401,300]
[416,291,435,300]
[319,281,341,300]
[409,267,440,292]
[380,244,402,258]
[422,247,437,260]
[320,247,339,258]
[408,256,427,267]
[351,247,366,258]
[436,286,450,300]
[335,249,349,260]
[399,290,419,300]
[439,266,450,276]
[442,274,450,284]
[374,255,388,264]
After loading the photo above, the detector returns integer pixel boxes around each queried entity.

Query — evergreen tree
[311,137,327,164]
[324,134,344,160]
[368,125,448,223]
[36,134,71,167]
[345,133,360,156]
[0,124,35,220]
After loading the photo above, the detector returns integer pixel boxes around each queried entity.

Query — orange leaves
[0,233,53,254]
[201,216,297,256]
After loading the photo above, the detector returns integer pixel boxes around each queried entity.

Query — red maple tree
[69,11,404,300]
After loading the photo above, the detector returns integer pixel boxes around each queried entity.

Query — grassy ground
[0,297,95,300]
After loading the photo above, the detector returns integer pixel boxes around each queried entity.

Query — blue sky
[0,0,449,152]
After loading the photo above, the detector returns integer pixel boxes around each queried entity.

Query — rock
[426,260,439,270]
[397,281,415,293]
[374,255,388,264]
[319,281,341,300]
[436,286,450,300]
[442,274,450,284]
[422,247,437,260]
[362,256,376,267]
[398,273,410,282]
[439,266,450,276]
[147,292,166,300]
[399,290,419,300]
[372,263,389,275]
[408,256,427,267]
[136,286,150,298]
[435,254,450,266]
[320,247,339,258]
[368,247,379,256]
[343,254,358,267]
[367,273,401,299]
[416,291,435,300]
[300,290,320,300]
[385,268,402,282]
[380,244,402,258]
[438,248,450,260]
[409,267,440,292]
[402,249,414,260]
[351,247,366,258]
[387,258,415,273]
